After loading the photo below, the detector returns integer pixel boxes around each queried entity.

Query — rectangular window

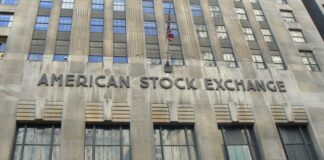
[209,6,222,18]
[272,55,285,69]
[253,9,265,22]
[277,0,287,4]
[113,42,127,64]
[261,29,274,42]
[195,24,208,38]
[242,27,255,41]
[202,47,215,67]
[289,29,306,43]
[92,0,104,11]
[278,126,318,160]
[90,18,104,32]
[252,53,265,69]
[114,0,125,12]
[223,53,237,68]
[35,16,50,31]
[0,36,7,52]
[280,10,296,23]
[235,8,248,20]
[146,43,161,65]
[143,0,154,14]
[62,0,74,9]
[12,124,61,160]
[113,19,126,33]
[28,53,43,61]
[0,13,13,27]
[144,21,157,36]
[220,126,260,160]
[88,55,103,62]
[90,41,103,56]
[40,0,52,9]
[249,0,258,3]
[169,45,184,66]
[29,39,45,60]
[191,4,202,16]
[85,125,131,160]
[300,50,320,71]
[58,16,72,32]
[216,25,228,39]
[154,126,198,160]
[163,2,175,15]
[53,54,68,61]
[0,0,16,5]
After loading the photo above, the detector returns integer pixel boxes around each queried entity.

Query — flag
[166,4,174,41]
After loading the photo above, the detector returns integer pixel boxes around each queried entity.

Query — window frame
[40,0,53,9]
[163,2,175,15]
[0,0,17,5]
[114,0,125,12]
[235,8,248,20]
[143,0,155,14]
[191,4,203,16]
[113,19,126,34]
[0,13,13,27]
[280,10,296,23]
[300,50,320,71]
[289,29,306,43]
[90,18,104,33]
[61,0,74,9]
[92,0,104,11]
[35,15,50,31]
[58,16,72,32]
[144,21,157,36]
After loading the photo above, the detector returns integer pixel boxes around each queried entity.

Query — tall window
[242,27,255,41]
[280,10,296,23]
[90,18,104,33]
[163,2,175,15]
[0,13,13,27]
[61,0,74,9]
[0,36,7,52]
[224,53,237,68]
[58,16,72,32]
[191,4,202,16]
[272,55,285,69]
[12,124,61,160]
[195,24,208,38]
[113,19,126,34]
[278,126,318,160]
[113,42,127,63]
[219,126,260,160]
[143,0,154,14]
[144,21,157,36]
[289,29,306,43]
[0,0,17,5]
[92,0,104,11]
[114,0,125,12]
[216,26,228,39]
[40,0,53,9]
[209,6,222,18]
[253,10,265,22]
[85,125,131,160]
[252,54,265,69]
[261,29,274,42]
[300,50,320,71]
[35,16,50,31]
[154,126,198,160]
[235,8,248,20]
[146,43,161,65]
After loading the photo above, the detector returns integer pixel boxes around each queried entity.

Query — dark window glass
[53,54,68,61]
[191,4,202,16]
[35,16,50,31]
[0,0,17,5]
[12,124,61,160]
[143,0,154,14]
[88,55,103,63]
[163,2,175,15]
[219,126,260,160]
[113,56,128,63]
[113,19,126,33]
[28,53,43,61]
[90,18,104,33]
[278,126,318,160]
[40,0,52,9]
[85,125,131,160]
[92,0,104,11]
[144,21,157,35]
[0,13,13,27]
[300,50,320,71]
[0,36,7,52]
[58,16,72,32]
[154,126,198,160]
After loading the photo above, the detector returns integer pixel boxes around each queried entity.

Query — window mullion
[299,127,313,160]
[19,125,27,160]
[48,125,55,160]
[244,127,255,160]
[92,126,96,160]
[220,127,228,159]
[159,127,165,160]
[184,126,192,160]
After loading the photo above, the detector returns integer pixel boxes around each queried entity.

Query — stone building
[0,0,324,160]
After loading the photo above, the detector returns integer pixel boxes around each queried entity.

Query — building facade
[0,0,324,160]
[302,0,324,40]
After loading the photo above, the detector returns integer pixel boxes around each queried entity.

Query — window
[85,125,131,160]
[224,53,237,68]
[278,126,318,160]
[219,126,260,160]
[163,2,175,15]
[143,0,154,14]
[88,55,103,63]
[113,42,127,63]
[235,8,248,20]
[53,54,68,61]
[277,0,287,4]
[28,53,43,61]
[209,6,222,18]
[0,13,13,27]
[154,126,198,160]
[12,124,60,160]
[252,54,265,69]
[146,43,161,64]
[169,45,184,66]
[216,26,228,39]
[242,27,255,41]
[0,0,16,5]
[202,49,215,67]
[144,21,157,36]
[272,55,285,69]
[280,10,296,23]
[261,29,274,42]
[191,4,202,16]
[113,19,126,33]
[90,18,104,33]
[92,0,104,11]
[165,22,179,36]
[29,39,45,60]
[196,24,208,38]
[300,50,320,71]
[0,36,7,52]
[90,41,103,56]
[114,0,125,11]
[253,10,265,22]
[58,16,72,31]
[35,16,50,31]
[249,0,258,3]
[62,0,74,9]
[289,29,306,43]
[40,0,52,9]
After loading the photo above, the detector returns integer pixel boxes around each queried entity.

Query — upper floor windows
[144,21,157,36]
[280,10,296,23]
[58,16,72,31]
[40,0,52,9]
[235,8,248,20]
[88,55,103,63]
[165,22,179,37]
[113,19,126,33]
[251,52,266,69]
[113,42,127,63]
[169,45,184,65]
[163,2,175,15]
[272,55,285,69]
[92,0,104,11]
[29,53,43,61]
[53,54,68,61]
[202,47,215,67]
[61,0,74,9]
[90,18,104,33]
[114,0,125,12]
[289,29,306,43]
[35,16,50,31]
[300,50,320,71]
[143,0,154,14]
[209,6,222,18]
[195,24,208,38]
[253,9,265,21]
[0,36,7,52]
[216,25,228,39]
[261,29,274,42]
[0,0,16,5]
[0,13,13,27]
[191,4,202,16]
[242,27,255,41]
[276,0,288,4]
[146,43,161,65]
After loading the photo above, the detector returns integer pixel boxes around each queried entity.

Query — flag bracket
[164,61,173,73]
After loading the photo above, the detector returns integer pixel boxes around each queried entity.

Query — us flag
[166,5,174,41]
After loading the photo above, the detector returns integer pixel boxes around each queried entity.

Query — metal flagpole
[164,2,173,73]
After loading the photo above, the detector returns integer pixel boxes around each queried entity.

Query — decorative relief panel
[270,104,308,123]
[212,102,254,123]
[151,102,195,123]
